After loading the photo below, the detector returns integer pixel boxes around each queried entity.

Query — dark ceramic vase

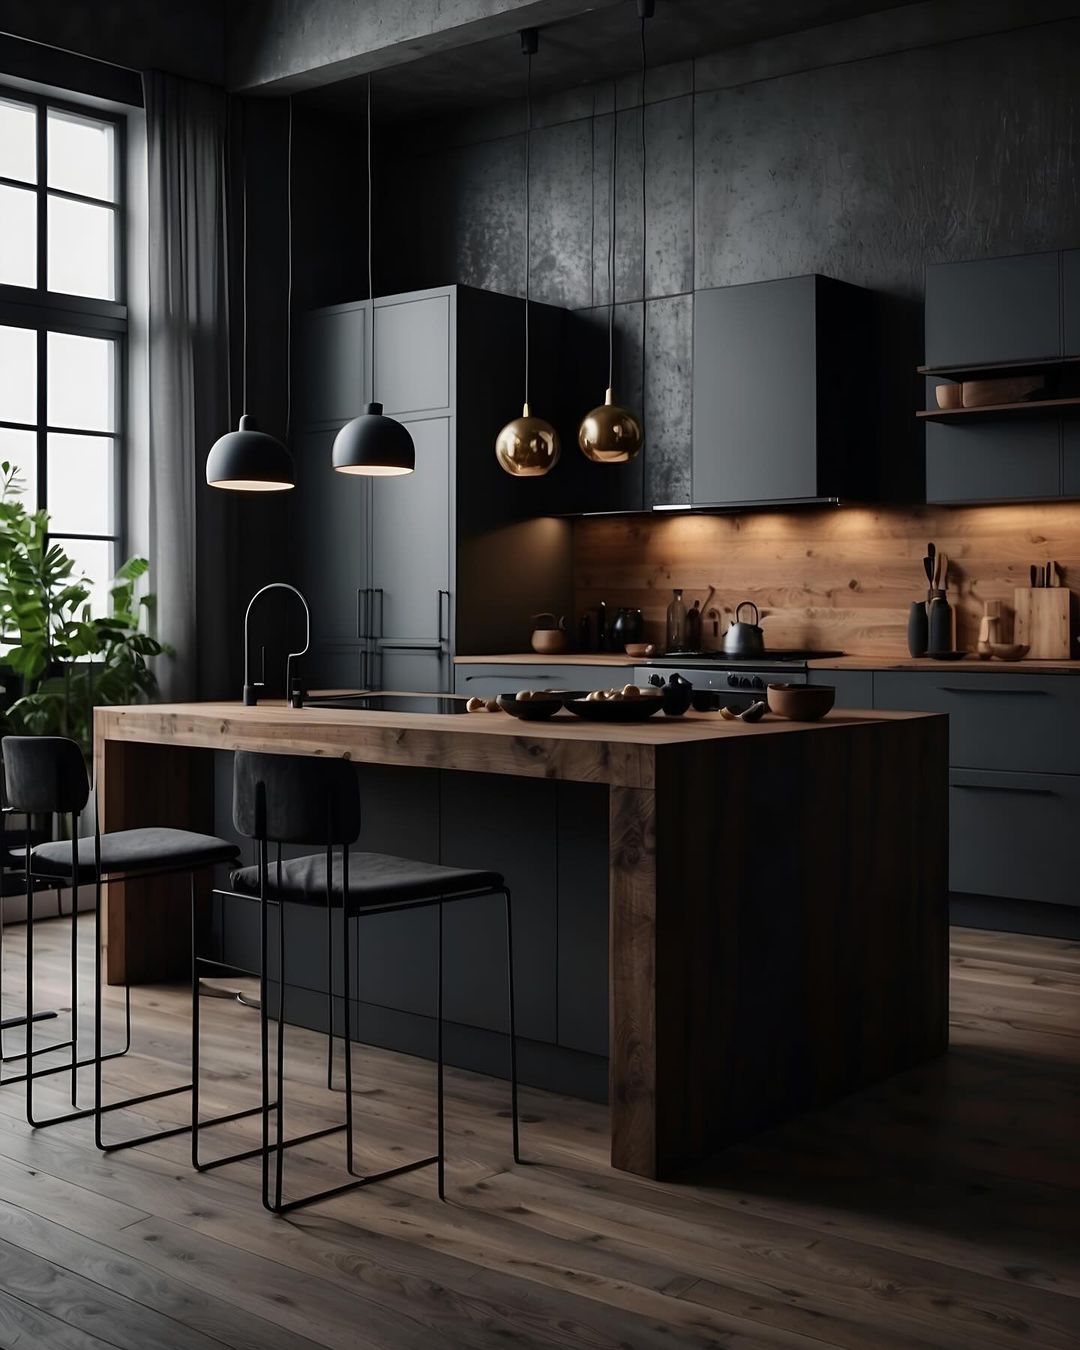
[661,673,693,717]
[907,600,928,657]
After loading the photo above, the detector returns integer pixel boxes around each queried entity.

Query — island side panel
[649,714,948,1176]
[94,731,214,985]
[609,783,658,1177]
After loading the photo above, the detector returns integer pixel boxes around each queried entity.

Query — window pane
[0,428,38,510]
[57,536,113,619]
[47,195,116,300]
[47,108,115,201]
[0,325,37,425]
[0,184,36,288]
[46,433,113,535]
[47,332,115,432]
[0,97,36,183]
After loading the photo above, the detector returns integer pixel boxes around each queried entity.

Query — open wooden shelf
[918,396,1080,423]
[918,354,1080,382]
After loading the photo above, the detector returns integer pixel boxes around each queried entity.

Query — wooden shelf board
[917,396,1080,423]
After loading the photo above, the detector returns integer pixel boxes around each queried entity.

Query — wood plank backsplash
[573,504,1080,656]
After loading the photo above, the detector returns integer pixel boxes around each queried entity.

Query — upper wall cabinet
[692,274,873,508]
[374,293,451,416]
[296,302,367,426]
[924,253,1061,369]
[1064,250,1080,357]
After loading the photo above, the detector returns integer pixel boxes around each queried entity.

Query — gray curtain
[144,71,231,700]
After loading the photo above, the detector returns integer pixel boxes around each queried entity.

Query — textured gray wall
[379,13,1080,502]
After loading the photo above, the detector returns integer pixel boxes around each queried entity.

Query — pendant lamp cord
[368,74,376,404]
[524,44,532,408]
[241,107,248,414]
[607,80,616,391]
[640,11,648,417]
[285,94,293,443]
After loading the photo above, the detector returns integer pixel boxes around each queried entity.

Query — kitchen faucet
[243,582,311,706]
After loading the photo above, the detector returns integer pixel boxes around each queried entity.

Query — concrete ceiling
[275,0,916,123]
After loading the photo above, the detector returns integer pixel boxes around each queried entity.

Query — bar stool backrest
[2,736,89,815]
[233,750,361,846]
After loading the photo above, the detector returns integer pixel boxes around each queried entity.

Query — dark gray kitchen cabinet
[454,663,626,698]
[295,302,367,427]
[556,781,609,1056]
[949,769,1080,908]
[1063,419,1080,498]
[925,419,1061,503]
[806,669,873,708]
[692,274,871,507]
[1065,250,1080,357]
[374,292,451,416]
[924,252,1061,368]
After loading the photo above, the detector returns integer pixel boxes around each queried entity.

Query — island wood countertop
[94,699,948,1180]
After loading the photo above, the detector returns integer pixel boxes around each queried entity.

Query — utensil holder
[1013,588,1071,659]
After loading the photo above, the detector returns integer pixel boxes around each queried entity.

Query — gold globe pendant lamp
[578,0,653,465]
[496,29,560,477]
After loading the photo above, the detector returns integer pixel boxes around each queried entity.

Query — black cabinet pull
[954,782,1056,797]
[940,686,1048,696]
[437,588,450,645]
[372,588,385,639]
[356,587,371,640]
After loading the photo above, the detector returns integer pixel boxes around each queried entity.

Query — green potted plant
[0,462,168,758]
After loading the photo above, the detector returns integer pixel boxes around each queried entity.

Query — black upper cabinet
[924,252,1061,369]
[692,274,872,507]
[926,420,1061,503]
[1064,250,1080,358]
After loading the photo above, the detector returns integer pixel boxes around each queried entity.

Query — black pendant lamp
[496,29,560,477]
[578,0,652,465]
[334,77,415,477]
[207,102,295,492]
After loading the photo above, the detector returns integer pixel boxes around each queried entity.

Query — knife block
[1013,587,1072,658]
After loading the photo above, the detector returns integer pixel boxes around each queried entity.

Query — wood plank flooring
[0,920,1075,1349]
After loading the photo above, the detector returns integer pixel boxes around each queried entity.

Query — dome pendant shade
[332,403,415,476]
[496,403,561,477]
[206,414,295,490]
[578,387,644,463]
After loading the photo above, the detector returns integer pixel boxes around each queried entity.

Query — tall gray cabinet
[293,285,577,690]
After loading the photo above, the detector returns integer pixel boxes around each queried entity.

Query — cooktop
[302,692,469,715]
[645,649,843,666]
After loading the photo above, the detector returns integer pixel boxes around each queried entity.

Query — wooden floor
[0,922,1076,1350]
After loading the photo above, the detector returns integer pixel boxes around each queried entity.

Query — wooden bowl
[766,683,835,721]
[497,693,564,720]
[934,383,962,410]
[989,643,1029,662]
[624,642,656,658]
[564,694,663,722]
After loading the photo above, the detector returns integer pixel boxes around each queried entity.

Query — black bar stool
[0,735,243,1148]
[202,750,520,1214]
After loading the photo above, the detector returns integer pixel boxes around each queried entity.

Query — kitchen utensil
[660,673,694,717]
[937,552,949,591]
[922,554,934,587]
[989,643,1029,662]
[564,694,664,723]
[610,606,644,649]
[624,642,655,658]
[530,613,568,654]
[497,692,564,720]
[767,683,835,721]
[927,593,953,655]
[1014,587,1071,658]
[907,600,929,657]
[928,542,937,586]
[977,600,1001,659]
[722,601,765,658]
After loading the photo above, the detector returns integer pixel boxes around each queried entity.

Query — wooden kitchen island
[94,701,948,1180]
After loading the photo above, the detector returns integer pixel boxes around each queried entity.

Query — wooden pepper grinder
[977,600,1001,660]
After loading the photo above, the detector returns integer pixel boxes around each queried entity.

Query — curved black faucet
[243,583,311,707]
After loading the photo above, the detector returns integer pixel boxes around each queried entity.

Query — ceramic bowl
[497,693,564,720]
[564,694,663,722]
[624,642,655,658]
[989,643,1029,662]
[766,683,836,721]
[530,629,568,655]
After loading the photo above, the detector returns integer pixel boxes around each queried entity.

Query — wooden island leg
[94,732,214,985]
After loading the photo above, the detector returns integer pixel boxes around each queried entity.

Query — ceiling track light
[333,75,416,477]
[206,100,296,491]
[578,0,653,464]
[496,27,561,477]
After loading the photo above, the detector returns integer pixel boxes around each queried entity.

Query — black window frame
[0,82,127,586]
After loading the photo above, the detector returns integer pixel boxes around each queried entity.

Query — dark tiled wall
[380,14,1080,503]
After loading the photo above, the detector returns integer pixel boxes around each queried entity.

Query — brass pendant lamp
[333,76,415,476]
[496,29,560,477]
[578,0,653,464]
[206,101,295,491]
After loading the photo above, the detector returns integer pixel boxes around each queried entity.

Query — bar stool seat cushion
[32,829,240,880]
[230,851,503,909]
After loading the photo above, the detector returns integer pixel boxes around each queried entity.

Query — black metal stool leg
[191,876,201,1169]
[70,866,78,1107]
[342,846,355,1176]
[274,867,287,1211]
[325,869,334,1091]
[504,888,521,1165]
[437,897,445,1201]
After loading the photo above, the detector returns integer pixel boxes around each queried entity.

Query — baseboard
[950,894,1080,940]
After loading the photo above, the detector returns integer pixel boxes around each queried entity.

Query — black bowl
[497,693,565,720]
[563,694,664,722]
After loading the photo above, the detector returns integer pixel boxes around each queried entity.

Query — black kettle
[722,601,765,658]
[610,607,644,649]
